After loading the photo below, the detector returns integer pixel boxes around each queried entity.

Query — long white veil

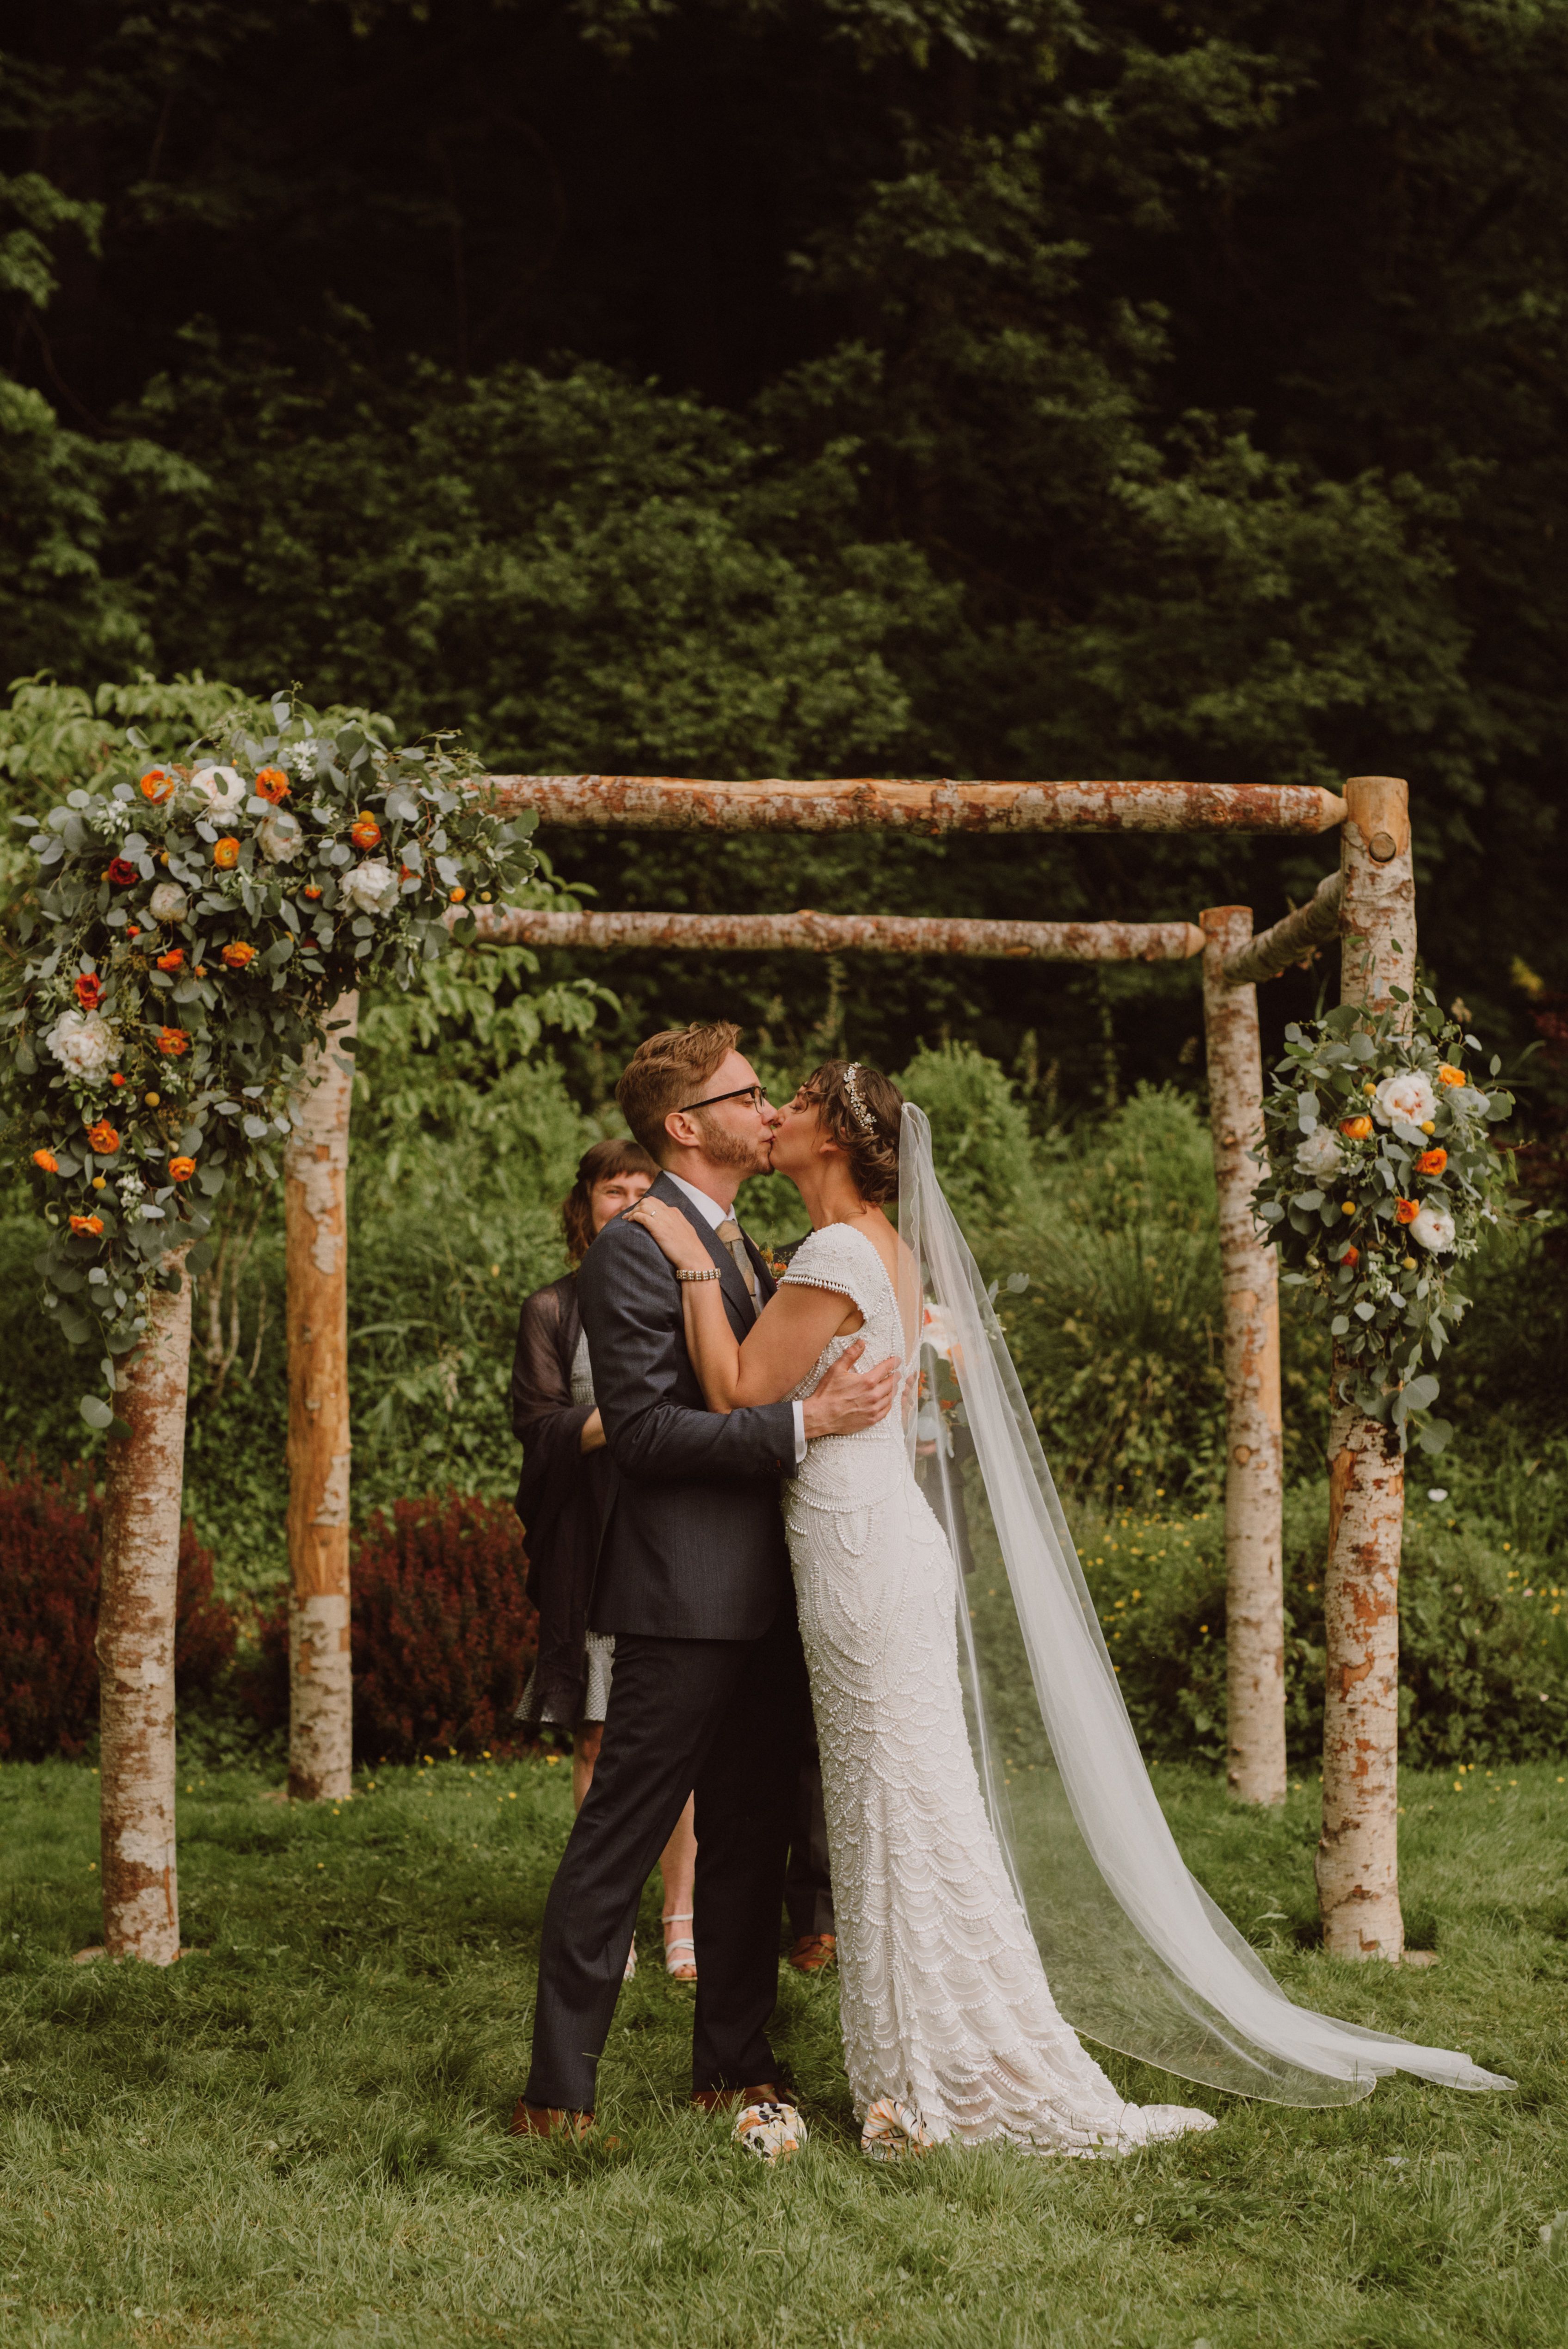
[897,1102,1513,2104]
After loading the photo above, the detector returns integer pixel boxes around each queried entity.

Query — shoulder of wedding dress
[780,1221,893,1304]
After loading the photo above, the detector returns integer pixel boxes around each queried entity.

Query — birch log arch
[473,769,1444,1954]
[2,702,537,1960]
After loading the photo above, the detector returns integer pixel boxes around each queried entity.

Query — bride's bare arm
[621,1197,859,1412]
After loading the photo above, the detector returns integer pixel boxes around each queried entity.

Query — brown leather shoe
[509,2098,593,2139]
[692,2081,786,2114]
[788,1932,836,1974]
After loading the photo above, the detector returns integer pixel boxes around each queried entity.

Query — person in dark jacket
[512,1137,700,1979]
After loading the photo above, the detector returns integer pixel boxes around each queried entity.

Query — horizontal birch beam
[1222,872,1344,987]
[484,775,1347,836]
[473,907,1206,962]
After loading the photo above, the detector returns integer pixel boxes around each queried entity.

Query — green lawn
[1,1753,1565,2348]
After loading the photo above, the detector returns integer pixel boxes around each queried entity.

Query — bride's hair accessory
[842,1062,875,1132]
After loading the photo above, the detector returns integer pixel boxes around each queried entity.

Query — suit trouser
[523,1598,811,2112]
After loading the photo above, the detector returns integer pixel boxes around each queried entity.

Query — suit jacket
[576,1170,797,1641]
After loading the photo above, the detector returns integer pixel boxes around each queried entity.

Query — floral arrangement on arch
[1253,986,1522,1454]
[1,694,537,1430]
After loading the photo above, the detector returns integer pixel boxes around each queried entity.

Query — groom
[514,1022,898,2134]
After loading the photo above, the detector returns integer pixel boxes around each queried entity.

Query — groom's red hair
[616,1022,740,1160]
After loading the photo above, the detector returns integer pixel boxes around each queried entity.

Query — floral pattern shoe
[861,2098,938,2163]
[732,2099,806,2164]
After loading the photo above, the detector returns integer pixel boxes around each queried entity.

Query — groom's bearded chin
[691,1110,765,1172]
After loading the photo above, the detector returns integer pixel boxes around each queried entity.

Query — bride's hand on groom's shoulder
[621,1195,709,1271]
[801,1342,900,1440]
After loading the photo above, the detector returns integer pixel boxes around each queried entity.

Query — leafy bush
[350,1493,538,1763]
[896,1042,1039,1225]
[1076,1480,1568,1770]
[0,1457,235,1758]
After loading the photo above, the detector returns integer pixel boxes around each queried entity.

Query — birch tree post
[285,993,358,1803]
[97,1248,193,1963]
[1200,906,1285,1807]
[1317,776,1415,1960]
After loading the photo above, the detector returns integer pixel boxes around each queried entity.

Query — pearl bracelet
[676,1267,723,1282]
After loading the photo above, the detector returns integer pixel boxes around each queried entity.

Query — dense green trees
[4,0,1566,1087]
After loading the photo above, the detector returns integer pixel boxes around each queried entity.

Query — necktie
[716,1218,760,1319]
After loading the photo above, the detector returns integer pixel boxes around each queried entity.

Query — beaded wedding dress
[773,1107,1512,2158]
[782,1219,1217,2156]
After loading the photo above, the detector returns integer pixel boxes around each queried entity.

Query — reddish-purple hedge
[350,1492,538,1762]
[0,1458,236,1759]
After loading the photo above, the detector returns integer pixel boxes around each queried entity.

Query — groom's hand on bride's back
[800,1342,900,1439]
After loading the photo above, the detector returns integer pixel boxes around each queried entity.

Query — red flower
[157,1027,189,1057]
[1338,1244,1359,1270]
[69,1214,105,1237]
[254,766,290,803]
[86,1121,120,1156]
[110,1073,127,1089]
[106,857,139,887]
[1415,1147,1448,1176]
[32,1149,58,1174]
[156,947,184,973]
[303,884,322,900]
[74,973,103,1010]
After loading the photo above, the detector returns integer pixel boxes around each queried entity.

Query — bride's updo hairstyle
[800,1060,905,1204]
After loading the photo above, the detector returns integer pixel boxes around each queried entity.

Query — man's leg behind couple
[522,1603,811,2116]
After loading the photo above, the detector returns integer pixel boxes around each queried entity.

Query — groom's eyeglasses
[678,1083,773,1115]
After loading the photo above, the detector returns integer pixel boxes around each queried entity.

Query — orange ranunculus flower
[1437,1063,1466,1087]
[213,836,240,869]
[254,766,290,803]
[350,812,381,849]
[449,885,466,903]
[221,941,257,969]
[32,1149,58,1174]
[157,1026,190,1057]
[74,972,104,1010]
[1394,1197,1420,1225]
[1416,1147,1447,1175]
[1339,1115,1373,1141]
[139,767,175,802]
[156,946,184,972]
[1338,1244,1359,1270]
[168,1155,197,1182]
[69,1213,105,1236]
[86,1121,121,1155]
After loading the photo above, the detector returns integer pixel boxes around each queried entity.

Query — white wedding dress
[781,1220,1218,2158]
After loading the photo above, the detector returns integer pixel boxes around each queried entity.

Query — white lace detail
[782,1221,1216,2156]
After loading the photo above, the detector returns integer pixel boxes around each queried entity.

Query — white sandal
[663,1911,697,1981]
[623,1938,637,1982]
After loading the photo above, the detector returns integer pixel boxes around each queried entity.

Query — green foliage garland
[1253,989,1523,1455]
[1,694,539,1432]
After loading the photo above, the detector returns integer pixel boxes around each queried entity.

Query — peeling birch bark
[1316,777,1414,1961]
[471,907,1205,962]
[98,1247,193,1964]
[285,991,358,1803]
[1201,908,1285,1807]
[485,776,1347,836]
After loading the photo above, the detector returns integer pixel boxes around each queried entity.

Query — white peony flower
[257,809,305,862]
[45,1009,120,1079]
[1294,1126,1343,1180]
[1371,1069,1437,1129]
[341,857,398,915]
[188,764,247,815]
[1410,1205,1456,1252]
[148,881,189,923]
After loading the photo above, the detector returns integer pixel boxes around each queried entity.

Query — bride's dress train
[782,1221,1216,2157]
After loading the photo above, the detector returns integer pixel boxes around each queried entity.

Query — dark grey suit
[523,1172,813,2111]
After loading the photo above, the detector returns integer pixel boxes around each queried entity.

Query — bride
[627,1059,1513,2160]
